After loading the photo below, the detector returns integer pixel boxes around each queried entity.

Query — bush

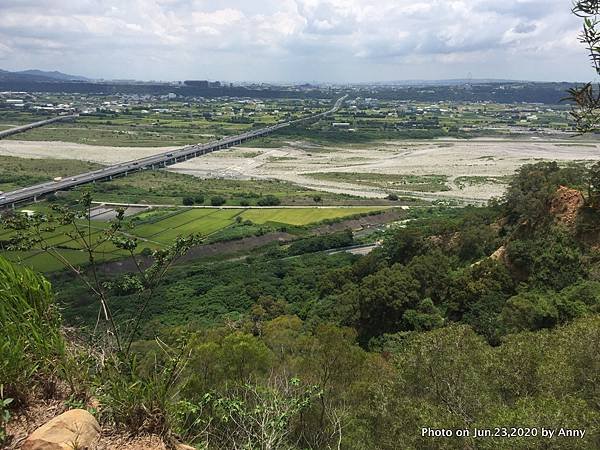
[288,230,354,256]
[97,355,184,437]
[183,195,204,206]
[257,195,281,206]
[211,196,226,206]
[387,193,399,201]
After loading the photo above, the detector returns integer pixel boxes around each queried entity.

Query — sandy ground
[2,138,599,202]
[172,139,600,201]
[0,140,178,164]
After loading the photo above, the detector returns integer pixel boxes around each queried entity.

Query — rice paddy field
[240,207,381,225]
[0,206,387,272]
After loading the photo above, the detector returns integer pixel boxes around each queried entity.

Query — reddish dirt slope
[549,186,585,228]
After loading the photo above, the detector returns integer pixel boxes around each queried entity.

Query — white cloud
[0,0,593,82]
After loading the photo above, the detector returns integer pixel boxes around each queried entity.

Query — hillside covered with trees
[2,161,600,449]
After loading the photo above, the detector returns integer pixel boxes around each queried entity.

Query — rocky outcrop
[549,186,585,228]
[22,409,100,450]
[490,245,507,264]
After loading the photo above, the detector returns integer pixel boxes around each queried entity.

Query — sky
[0,0,595,83]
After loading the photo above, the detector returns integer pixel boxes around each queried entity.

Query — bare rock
[490,245,507,263]
[22,409,100,450]
[550,186,585,228]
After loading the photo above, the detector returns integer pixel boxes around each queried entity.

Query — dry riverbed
[1,138,599,202]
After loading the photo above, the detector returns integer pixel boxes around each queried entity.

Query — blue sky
[0,0,594,82]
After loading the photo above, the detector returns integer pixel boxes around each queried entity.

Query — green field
[239,207,385,225]
[135,209,243,244]
[1,206,388,272]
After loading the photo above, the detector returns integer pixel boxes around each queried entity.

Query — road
[0,114,78,139]
[0,97,346,209]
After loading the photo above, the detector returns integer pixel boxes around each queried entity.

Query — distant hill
[0,69,89,83]
[16,69,90,81]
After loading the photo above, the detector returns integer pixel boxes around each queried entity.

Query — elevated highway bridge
[0,114,78,139]
[0,96,346,209]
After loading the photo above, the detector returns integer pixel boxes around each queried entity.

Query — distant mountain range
[0,69,90,83]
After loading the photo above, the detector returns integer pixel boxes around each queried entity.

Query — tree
[446,259,515,322]
[262,315,305,361]
[506,230,584,291]
[183,341,223,395]
[456,225,498,262]
[396,326,494,436]
[221,333,273,381]
[406,250,452,302]
[402,298,444,332]
[381,228,427,265]
[503,162,560,225]
[357,265,421,340]
[211,195,226,206]
[500,291,560,333]
[257,195,281,206]
[297,324,366,449]
[568,1,600,132]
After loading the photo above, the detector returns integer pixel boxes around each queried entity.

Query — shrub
[176,377,319,449]
[97,354,185,437]
[288,230,354,256]
[257,195,281,206]
[183,195,204,206]
[211,196,226,206]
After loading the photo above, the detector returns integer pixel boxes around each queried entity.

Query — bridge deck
[0,114,78,139]
[0,97,346,209]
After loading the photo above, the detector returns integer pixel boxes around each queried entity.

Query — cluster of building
[183,80,222,88]
[0,92,76,113]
